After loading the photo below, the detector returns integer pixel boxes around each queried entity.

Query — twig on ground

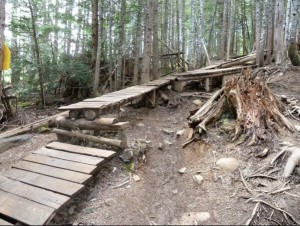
[240,169,255,195]
[284,191,300,198]
[270,186,292,195]
[248,174,278,180]
[251,199,300,225]
[111,179,130,189]
[270,149,288,165]
[246,202,260,225]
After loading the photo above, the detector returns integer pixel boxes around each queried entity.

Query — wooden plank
[0,189,55,225]
[13,161,92,184]
[33,148,104,166]
[0,176,69,209]
[46,142,116,158]
[24,154,97,174]
[3,168,84,196]
[0,218,12,225]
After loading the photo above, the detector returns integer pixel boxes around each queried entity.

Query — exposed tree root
[188,68,295,146]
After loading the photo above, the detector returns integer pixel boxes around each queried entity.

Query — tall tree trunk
[181,0,187,71]
[74,0,83,56]
[221,0,228,60]
[255,0,262,65]
[284,0,292,51]
[93,0,103,95]
[196,0,204,68]
[289,0,300,43]
[266,0,275,64]
[141,0,153,83]
[92,0,99,71]
[188,0,196,69]
[117,0,126,89]
[206,0,218,62]
[258,0,267,67]
[162,0,169,68]
[152,0,159,80]
[0,0,5,81]
[241,0,248,55]
[274,0,284,64]
[28,0,46,107]
[133,0,143,85]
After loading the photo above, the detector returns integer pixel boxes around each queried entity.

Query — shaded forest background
[1,0,300,105]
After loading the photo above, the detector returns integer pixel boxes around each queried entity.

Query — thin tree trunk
[188,0,196,69]
[133,0,143,85]
[266,0,275,64]
[141,0,153,83]
[258,0,267,67]
[93,0,103,95]
[206,0,218,62]
[117,0,126,89]
[221,0,228,60]
[196,0,204,68]
[181,0,186,71]
[92,0,99,70]
[28,0,46,107]
[152,0,159,80]
[0,0,5,78]
[274,0,284,64]
[162,0,169,68]
[241,0,248,55]
[255,0,262,65]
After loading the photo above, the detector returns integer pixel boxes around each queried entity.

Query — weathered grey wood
[13,161,92,184]
[0,175,69,209]
[0,218,13,225]
[55,116,129,131]
[24,154,97,174]
[0,189,55,225]
[3,168,84,196]
[52,129,124,149]
[46,142,116,158]
[33,148,104,166]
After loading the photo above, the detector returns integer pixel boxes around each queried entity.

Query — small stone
[120,108,126,112]
[193,174,204,185]
[137,123,145,127]
[68,206,75,215]
[133,175,141,182]
[158,143,163,150]
[193,99,202,106]
[163,140,173,146]
[104,198,117,206]
[179,167,187,174]
[177,212,211,225]
[295,125,300,132]
[256,148,269,158]
[119,149,134,163]
[216,158,240,172]
[162,129,174,135]
[176,129,186,137]
[172,189,178,194]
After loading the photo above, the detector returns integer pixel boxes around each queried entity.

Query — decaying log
[55,116,127,131]
[84,110,97,121]
[187,68,295,146]
[158,90,169,104]
[0,111,69,139]
[52,128,126,149]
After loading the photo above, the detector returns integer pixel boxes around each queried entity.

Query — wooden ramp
[0,142,116,225]
[59,76,176,112]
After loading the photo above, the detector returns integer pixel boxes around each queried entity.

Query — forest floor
[1,68,300,225]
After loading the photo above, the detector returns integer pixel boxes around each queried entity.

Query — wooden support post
[172,81,186,93]
[117,129,128,149]
[146,90,156,108]
[69,110,81,119]
[205,78,211,92]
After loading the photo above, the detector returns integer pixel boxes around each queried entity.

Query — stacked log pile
[54,115,129,150]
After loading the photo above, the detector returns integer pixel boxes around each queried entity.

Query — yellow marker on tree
[2,43,11,70]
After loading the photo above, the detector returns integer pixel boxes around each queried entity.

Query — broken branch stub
[188,68,295,146]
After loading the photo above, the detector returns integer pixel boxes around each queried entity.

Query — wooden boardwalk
[59,76,176,112]
[0,142,116,225]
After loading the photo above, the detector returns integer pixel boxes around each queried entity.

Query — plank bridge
[0,65,248,225]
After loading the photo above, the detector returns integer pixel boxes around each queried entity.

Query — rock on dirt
[163,140,173,146]
[216,158,240,172]
[179,167,187,174]
[193,174,204,185]
[104,198,117,207]
[193,99,202,106]
[137,123,145,127]
[132,174,141,182]
[0,134,33,153]
[173,212,211,225]
[176,129,186,137]
[119,149,134,163]
[162,129,174,135]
